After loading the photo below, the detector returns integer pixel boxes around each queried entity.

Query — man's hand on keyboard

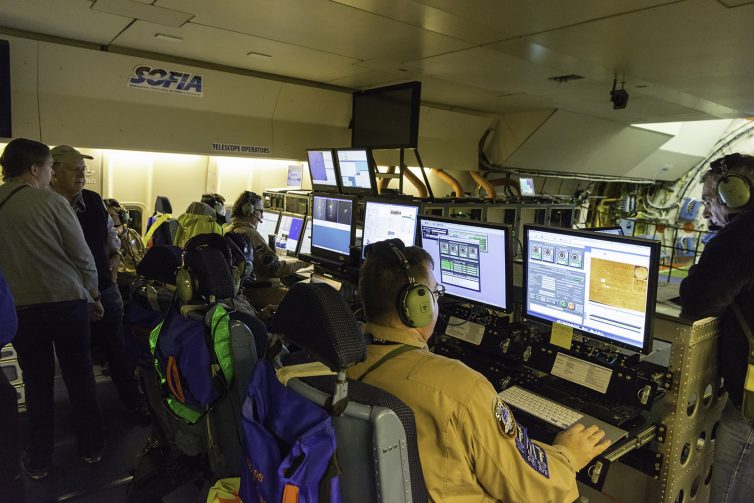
[553,423,611,471]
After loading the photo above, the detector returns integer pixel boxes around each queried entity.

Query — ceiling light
[246,51,272,59]
[154,33,183,42]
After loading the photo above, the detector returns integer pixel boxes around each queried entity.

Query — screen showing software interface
[299,221,312,256]
[307,150,338,187]
[337,150,372,189]
[256,210,280,239]
[420,219,508,310]
[278,215,305,253]
[526,229,652,350]
[362,202,419,258]
[312,196,353,255]
[520,177,536,196]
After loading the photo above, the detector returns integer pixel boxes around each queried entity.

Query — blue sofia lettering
[515,423,550,478]
[129,66,202,94]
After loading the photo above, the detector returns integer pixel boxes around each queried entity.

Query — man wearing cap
[51,145,148,423]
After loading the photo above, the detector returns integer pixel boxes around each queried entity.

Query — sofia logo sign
[128,65,203,96]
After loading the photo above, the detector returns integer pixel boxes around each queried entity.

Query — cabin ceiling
[1,0,753,125]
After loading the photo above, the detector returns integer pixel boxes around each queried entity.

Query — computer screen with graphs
[306,149,340,193]
[523,225,660,354]
[310,193,356,263]
[419,216,512,312]
[335,148,376,195]
[277,213,307,256]
[361,199,419,258]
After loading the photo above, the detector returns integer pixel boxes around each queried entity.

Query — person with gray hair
[680,153,754,503]
[0,138,104,479]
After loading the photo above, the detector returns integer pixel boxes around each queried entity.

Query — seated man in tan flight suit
[349,238,611,502]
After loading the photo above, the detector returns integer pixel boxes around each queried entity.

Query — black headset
[710,154,753,209]
[364,239,435,328]
[103,198,131,226]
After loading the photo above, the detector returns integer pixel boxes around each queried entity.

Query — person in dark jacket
[680,153,754,503]
[51,145,148,424]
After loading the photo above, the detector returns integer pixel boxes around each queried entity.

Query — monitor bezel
[583,226,624,236]
[277,212,308,257]
[522,224,660,355]
[351,81,421,149]
[310,193,358,264]
[306,148,342,194]
[334,148,378,196]
[298,219,313,257]
[418,215,513,313]
[361,197,421,260]
[255,209,281,241]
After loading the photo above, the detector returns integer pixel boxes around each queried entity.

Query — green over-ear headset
[176,234,234,303]
[711,154,753,209]
[376,240,435,328]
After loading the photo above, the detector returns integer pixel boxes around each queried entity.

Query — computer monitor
[584,226,624,236]
[310,193,357,263]
[256,210,281,241]
[519,177,536,196]
[277,213,307,256]
[419,216,512,312]
[335,148,377,195]
[522,225,660,354]
[306,149,341,193]
[299,220,312,256]
[361,199,419,259]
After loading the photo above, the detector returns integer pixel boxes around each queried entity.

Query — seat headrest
[154,196,172,214]
[183,246,236,300]
[137,245,182,284]
[270,283,366,371]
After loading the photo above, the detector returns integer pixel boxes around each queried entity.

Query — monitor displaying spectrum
[310,193,357,263]
[361,199,419,259]
[523,225,660,354]
[419,216,512,312]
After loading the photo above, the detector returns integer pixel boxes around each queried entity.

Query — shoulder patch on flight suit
[494,397,517,438]
[515,424,550,478]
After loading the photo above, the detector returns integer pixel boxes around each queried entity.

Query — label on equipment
[445,317,485,345]
[550,353,612,394]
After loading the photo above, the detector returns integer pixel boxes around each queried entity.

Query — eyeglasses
[701,198,714,209]
[431,284,446,300]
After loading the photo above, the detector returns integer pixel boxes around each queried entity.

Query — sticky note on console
[550,322,573,350]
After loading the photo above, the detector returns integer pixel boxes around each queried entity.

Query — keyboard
[498,386,583,429]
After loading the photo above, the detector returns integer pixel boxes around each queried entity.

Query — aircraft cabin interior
[1,1,752,502]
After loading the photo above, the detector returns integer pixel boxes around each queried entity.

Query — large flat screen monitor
[277,213,307,256]
[523,225,660,354]
[306,149,341,193]
[255,210,280,241]
[419,216,512,312]
[335,148,376,195]
[298,220,312,256]
[310,193,356,263]
[362,199,419,259]
[352,81,421,149]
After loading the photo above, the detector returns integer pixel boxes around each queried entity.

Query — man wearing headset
[225,191,308,307]
[350,238,611,502]
[680,153,754,503]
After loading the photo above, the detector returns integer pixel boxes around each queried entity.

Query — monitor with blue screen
[523,225,660,354]
[306,149,341,193]
[419,216,512,312]
[335,148,376,195]
[277,213,307,256]
[255,210,280,240]
[310,193,356,263]
[361,199,419,259]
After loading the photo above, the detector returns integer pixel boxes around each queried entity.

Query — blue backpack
[240,360,341,503]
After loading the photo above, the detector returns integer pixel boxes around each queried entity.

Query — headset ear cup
[717,175,752,209]
[175,267,194,303]
[398,283,434,328]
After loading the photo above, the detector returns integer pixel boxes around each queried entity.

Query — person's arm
[461,378,608,502]
[0,271,18,346]
[249,230,307,278]
[680,230,753,319]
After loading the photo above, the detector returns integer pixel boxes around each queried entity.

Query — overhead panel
[503,110,671,179]
[92,0,193,27]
